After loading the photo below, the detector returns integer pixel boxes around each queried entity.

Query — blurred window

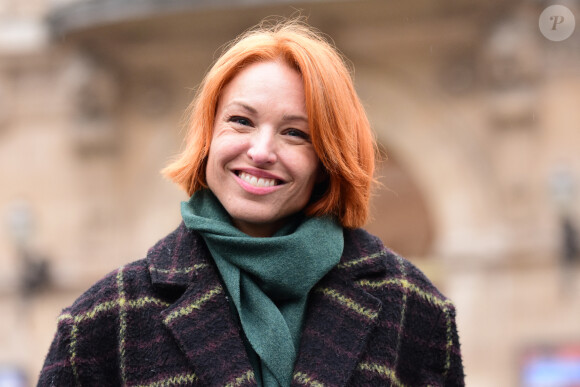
[522,344,580,387]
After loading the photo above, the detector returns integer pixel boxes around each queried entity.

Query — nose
[247,128,277,164]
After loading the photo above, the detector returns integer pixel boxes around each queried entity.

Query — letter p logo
[551,15,566,30]
[540,5,575,41]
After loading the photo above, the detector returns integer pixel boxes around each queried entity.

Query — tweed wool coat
[38,223,464,387]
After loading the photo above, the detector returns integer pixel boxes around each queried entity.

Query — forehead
[219,60,305,105]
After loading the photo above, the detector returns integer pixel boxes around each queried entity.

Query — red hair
[162,19,376,228]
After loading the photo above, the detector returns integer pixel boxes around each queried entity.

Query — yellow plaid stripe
[135,372,199,387]
[356,278,452,309]
[315,287,378,320]
[293,371,325,387]
[164,285,223,324]
[69,323,80,385]
[224,370,255,387]
[358,362,406,387]
[337,250,386,269]
[117,267,128,386]
[443,305,453,376]
[58,297,171,324]
[135,369,253,387]
[149,264,208,275]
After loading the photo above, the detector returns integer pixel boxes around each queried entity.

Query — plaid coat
[38,223,464,386]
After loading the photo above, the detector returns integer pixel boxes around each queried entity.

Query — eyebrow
[226,101,257,114]
[282,114,309,123]
[225,101,308,123]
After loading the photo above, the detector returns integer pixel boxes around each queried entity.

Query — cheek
[205,140,226,185]
[290,150,320,186]
[204,153,216,189]
[208,136,244,166]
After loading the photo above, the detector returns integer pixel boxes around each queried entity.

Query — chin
[232,213,280,227]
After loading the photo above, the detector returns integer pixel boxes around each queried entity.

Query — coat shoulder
[339,228,464,386]
[342,227,452,308]
[56,222,205,330]
[59,258,150,320]
[38,225,197,386]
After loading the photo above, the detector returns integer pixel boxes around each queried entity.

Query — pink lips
[233,168,284,195]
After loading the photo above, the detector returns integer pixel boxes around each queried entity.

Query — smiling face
[205,60,320,237]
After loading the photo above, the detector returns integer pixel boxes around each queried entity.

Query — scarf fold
[181,190,344,387]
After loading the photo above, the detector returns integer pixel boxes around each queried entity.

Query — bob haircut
[163,19,376,228]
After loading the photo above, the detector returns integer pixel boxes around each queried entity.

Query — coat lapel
[161,277,256,386]
[148,223,256,386]
[291,229,387,387]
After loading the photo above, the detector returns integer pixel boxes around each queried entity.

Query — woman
[38,20,464,387]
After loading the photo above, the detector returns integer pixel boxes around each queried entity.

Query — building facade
[1,0,579,385]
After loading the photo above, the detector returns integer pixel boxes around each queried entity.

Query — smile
[237,171,280,187]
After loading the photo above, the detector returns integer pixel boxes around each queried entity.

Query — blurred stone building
[1,0,579,385]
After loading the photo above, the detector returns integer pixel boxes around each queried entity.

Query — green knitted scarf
[181,190,344,387]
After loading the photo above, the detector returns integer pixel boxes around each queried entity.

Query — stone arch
[366,146,435,258]
[358,67,502,260]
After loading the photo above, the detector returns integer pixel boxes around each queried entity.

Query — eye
[285,128,310,141]
[228,116,253,127]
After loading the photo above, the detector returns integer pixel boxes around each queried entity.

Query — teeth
[239,172,277,187]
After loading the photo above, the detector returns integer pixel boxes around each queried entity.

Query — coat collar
[146,223,387,289]
[148,223,256,385]
[147,223,387,387]
[147,222,208,288]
